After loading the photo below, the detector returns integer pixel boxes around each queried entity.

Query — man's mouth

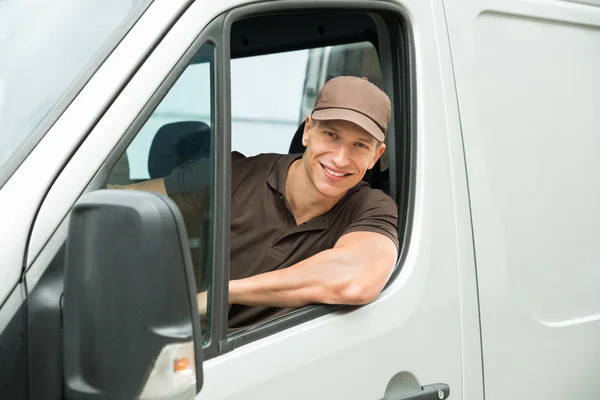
[320,163,350,180]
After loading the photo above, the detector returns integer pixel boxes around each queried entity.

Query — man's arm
[227,231,398,308]
[108,178,167,195]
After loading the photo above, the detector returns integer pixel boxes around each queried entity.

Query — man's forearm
[228,233,396,308]
[229,258,325,308]
[228,248,346,308]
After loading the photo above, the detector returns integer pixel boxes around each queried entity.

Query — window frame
[218,1,416,354]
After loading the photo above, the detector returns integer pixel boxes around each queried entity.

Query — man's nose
[331,144,351,168]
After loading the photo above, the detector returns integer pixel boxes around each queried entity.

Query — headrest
[148,121,211,179]
[288,121,306,154]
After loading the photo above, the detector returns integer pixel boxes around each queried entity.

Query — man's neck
[285,159,345,226]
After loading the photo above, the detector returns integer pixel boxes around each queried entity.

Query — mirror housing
[62,190,203,399]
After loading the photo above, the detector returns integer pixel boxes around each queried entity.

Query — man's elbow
[334,281,382,305]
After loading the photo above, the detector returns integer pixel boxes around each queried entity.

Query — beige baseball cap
[311,76,391,142]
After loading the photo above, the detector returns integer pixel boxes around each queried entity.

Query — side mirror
[62,190,203,399]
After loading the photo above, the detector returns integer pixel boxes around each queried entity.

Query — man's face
[301,116,386,199]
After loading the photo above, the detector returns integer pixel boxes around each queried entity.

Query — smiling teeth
[324,166,345,177]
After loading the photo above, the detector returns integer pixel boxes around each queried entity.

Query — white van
[1,0,599,399]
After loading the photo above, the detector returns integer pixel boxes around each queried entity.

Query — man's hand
[197,291,208,317]
[228,231,397,308]
[106,178,167,195]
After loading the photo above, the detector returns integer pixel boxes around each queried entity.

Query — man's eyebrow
[318,121,339,133]
[351,131,377,145]
[355,133,374,143]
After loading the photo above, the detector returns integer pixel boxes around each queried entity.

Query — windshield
[0,0,150,183]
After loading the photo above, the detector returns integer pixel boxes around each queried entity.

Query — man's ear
[302,116,312,147]
[368,143,386,169]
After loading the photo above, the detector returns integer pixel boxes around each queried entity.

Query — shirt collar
[266,153,303,194]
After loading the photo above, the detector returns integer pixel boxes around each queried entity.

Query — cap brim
[311,108,385,142]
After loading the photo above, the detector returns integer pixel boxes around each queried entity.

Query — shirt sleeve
[164,152,247,217]
[342,189,399,252]
[163,156,213,218]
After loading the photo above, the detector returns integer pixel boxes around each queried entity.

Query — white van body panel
[444,0,600,398]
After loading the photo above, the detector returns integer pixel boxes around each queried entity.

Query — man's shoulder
[232,151,280,165]
[343,183,397,214]
[349,182,396,202]
[231,152,287,175]
[336,183,399,250]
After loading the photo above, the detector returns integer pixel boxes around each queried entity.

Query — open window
[221,6,413,349]
[230,40,382,158]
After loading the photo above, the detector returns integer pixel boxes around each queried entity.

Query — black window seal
[217,0,416,354]
[0,0,159,191]
[229,11,381,60]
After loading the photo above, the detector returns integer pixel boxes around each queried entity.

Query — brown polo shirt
[165,152,398,330]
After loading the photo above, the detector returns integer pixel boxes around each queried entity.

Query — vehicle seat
[288,121,388,192]
[148,121,211,179]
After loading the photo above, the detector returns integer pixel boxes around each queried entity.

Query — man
[115,76,398,329]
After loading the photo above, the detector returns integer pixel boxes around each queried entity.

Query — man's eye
[324,131,337,139]
[355,142,369,149]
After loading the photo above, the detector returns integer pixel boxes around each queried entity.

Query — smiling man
[115,76,399,329]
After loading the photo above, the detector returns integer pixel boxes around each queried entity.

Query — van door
[198,2,478,399]
[444,0,600,398]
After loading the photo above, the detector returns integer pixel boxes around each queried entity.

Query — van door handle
[383,383,450,400]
